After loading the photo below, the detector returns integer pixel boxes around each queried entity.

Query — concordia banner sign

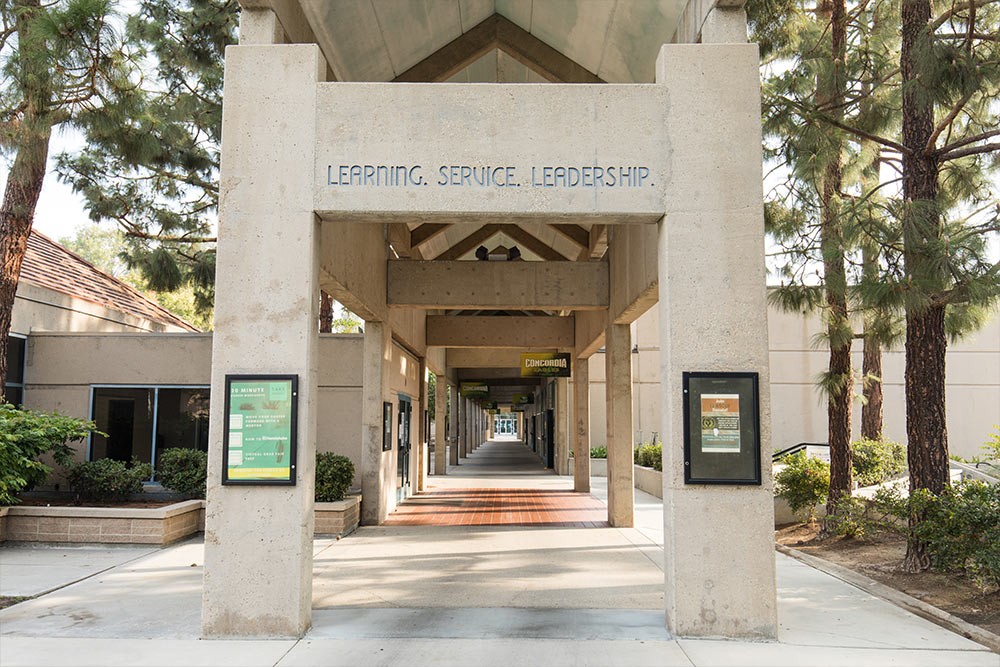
[521,352,571,378]
[460,382,489,398]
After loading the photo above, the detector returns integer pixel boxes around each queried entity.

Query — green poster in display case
[223,374,298,485]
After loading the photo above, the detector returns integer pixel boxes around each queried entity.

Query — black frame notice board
[682,371,761,485]
[382,401,393,451]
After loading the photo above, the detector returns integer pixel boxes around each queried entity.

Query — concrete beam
[388,261,608,311]
[501,224,571,261]
[426,315,574,349]
[320,222,387,322]
[447,347,559,369]
[574,309,608,359]
[393,14,603,84]
[411,223,451,248]
[434,225,502,261]
[549,224,589,248]
[589,225,609,259]
[608,225,659,325]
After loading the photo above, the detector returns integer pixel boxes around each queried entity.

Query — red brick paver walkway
[384,488,609,527]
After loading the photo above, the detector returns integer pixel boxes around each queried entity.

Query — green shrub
[156,448,207,498]
[909,481,1000,590]
[774,452,830,520]
[0,404,101,505]
[635,443,662,471]
[825,489,901,539]
[590,446,607,459]
[852,437,906,487]
[316,453,354,502]
[66,458,153,503]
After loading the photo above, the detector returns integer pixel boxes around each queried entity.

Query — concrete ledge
[776,543,1000,653]
[4,500,204,546]
[633,465,662,499]
[590,458,607,477]
[315,496,360,537]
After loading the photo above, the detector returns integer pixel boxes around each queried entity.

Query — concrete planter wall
[633,464,663,499]
[0,506,7,543]
[314,496,360,537]
[2,499,204,545]
[590,458,608,477]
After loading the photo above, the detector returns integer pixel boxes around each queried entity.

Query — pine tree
[0,0,137,394]
[56,0,238,317]
[757,0,1000,568]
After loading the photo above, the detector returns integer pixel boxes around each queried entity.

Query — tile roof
[19,230,200,332]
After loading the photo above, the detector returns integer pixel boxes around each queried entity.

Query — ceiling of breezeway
[297,0,686,83]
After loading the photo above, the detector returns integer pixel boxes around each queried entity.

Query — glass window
[154,388,210,468]
[91,388,155,463]
[4,335,26,405]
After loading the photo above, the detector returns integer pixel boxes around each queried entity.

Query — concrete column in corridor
[361,320,392,525]
[449,384,459,466]
[202,43,323,638]
[605,323,634,527]
[555,377,570,475]
[434,375,447,475]
[573,357,591,493]
[417,359,427,492]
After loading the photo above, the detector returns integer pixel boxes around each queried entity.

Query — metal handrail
[772,442,829,461]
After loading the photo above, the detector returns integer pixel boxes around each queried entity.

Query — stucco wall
[584,305,1000,460]
[22,332,367,486]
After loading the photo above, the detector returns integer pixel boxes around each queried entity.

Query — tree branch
[939,141,1000,161]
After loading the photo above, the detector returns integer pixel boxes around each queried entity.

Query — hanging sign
[520,352,571,378]
[460,382,489,398]
[512,393,535,405]
[223,375,298,485]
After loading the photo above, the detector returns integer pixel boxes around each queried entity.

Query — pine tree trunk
[0,0,52,398]
[861,241,883,442]
[820,0,853,518]
[900,0,949,572]
[861,335,883,440]
[319,290,333,333]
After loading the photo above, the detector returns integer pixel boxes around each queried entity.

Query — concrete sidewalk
[1,441,997,666]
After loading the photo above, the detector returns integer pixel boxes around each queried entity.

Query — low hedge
[66,458,153,503]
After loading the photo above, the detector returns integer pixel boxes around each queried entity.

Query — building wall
[12,282,190,335]
[23,332,367,487]
[584,306,1000,460]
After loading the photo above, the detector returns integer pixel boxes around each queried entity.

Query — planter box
[633,464,663,499]
[0,506,7,543]
[2,500,204,546]
[314,496,360,537]
[590,458,608,477]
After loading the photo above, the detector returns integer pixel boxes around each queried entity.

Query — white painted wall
[583,305,1000,460]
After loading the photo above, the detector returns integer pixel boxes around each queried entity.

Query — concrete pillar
[605,323,634,527]
[701,6,748,44]
[449,385,459,466]
[361,320,392,525]
[417,359,427,492]
[574,358,591,493]
[555,377,570,474]
[202,43,323,638]
[434,375,447,475]
[655,43,777,639]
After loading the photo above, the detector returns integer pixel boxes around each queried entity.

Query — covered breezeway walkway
[389,439,609,527]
